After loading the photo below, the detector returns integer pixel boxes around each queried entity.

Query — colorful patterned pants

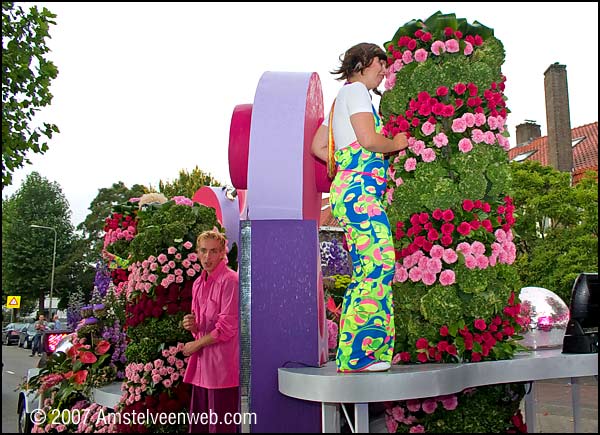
[329,141,395,372]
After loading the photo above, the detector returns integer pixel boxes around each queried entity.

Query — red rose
[474,35,483,46]
[453,83,467,95]
[417,353,428,363]
[436,86,449,97]
[441,235,453,246]
[446,345,458,356]
[454,31,463,39]
[462,199,474,211]
[79,351,98,364]
[432,209,443,220]
[471,352,482,362]
[439,325,449,336]
[442,105,455,117]
[474,319,487,331]
[421,32,432,42]
[444,27,454,37]
[437,341,449,352]
[400,352,411,362]
[427,229,439,241]
[407,39,417,50]
[457,222,471,236]
[415,338,429,349]
[442,209,455,222]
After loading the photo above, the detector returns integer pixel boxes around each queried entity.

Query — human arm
[182,314,198,334]
[310,124,328,162]
[350,112,408,153]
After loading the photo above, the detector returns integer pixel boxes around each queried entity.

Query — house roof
[508,122,598,183]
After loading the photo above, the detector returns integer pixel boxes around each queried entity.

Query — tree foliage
[2,2,59,186]
[156,166,222,199]
[511,161,598,303]
[77,181,147,261]
[2,172,73,312]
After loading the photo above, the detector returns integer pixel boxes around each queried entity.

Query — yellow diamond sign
[6,296,21,309]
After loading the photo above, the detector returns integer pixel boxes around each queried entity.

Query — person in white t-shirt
[311,42,408,373]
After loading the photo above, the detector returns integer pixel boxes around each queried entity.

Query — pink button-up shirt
[183,260,239,389]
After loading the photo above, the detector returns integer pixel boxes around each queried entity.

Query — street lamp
[31,224,57,318]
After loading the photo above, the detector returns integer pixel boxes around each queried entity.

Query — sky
[4,2,598,228]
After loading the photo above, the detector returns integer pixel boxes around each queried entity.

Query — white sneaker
[364,361,391,372]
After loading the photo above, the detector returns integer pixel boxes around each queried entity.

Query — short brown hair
[331,42,387,82]
[196,230,227,252]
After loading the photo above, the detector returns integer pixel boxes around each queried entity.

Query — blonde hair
[196,230,227,252]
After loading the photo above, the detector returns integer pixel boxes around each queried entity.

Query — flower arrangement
[380,11,527,432]
[114,343,192,433]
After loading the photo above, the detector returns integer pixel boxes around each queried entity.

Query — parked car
[2,322,27,346]
[18,323,37,349]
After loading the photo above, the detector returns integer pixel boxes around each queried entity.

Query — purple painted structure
[191,186,240,252]
[228,71,327,432]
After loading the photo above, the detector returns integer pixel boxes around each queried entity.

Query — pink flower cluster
[384,29,483,91]
[76,403,116,433]
[391,197,516,287]
[327,319,339,350]
[120,343,189,407]
[384,392,460,433]
[172,195,194,206]
[126,241,201,300]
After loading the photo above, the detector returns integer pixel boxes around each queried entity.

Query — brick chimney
[515,120,541,146]
[544,63,573,172]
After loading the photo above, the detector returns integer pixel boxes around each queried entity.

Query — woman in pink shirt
[183,230,239,433]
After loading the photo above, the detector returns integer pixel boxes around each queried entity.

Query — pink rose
[433,132,449,148]
[431,40,446,55]
[458,138,473,153]
[414,48,428,62]
[464,41,473,55]
[442,249,458,264]
[421,121,436,136]
[406,399,421,412]
[394,265,409,283]
[474,112,486,126]
[471,129,485,143]
[421,147,436,162]
[167,247,177,255]
[422,271,437,286]
[404,158,417,172]
[402,50,413,64]
[439,269,456,286]
[445,39,459,53]
[484,131,497,145]
[452,118,467,133]
[422,398,438,414]
[429,245,444,259]
[408,266,423,282]
[464,255,478,269]
[442,395,458,410]
[410,425,426,433]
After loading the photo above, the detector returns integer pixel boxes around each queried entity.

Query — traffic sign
[6,295,21,309]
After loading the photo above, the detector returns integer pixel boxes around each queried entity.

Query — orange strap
[327,99,336,179]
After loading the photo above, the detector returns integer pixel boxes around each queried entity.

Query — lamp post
[31,224,57,318]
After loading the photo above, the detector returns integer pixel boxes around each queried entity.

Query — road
[2,342,43,433]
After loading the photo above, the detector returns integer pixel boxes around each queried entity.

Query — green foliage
[511,162,598,303]
[125,313,193,363]
[2,2,59,186]
[2,172,74,311]
[323,274,351,304]
[393,383,525,433]
[156,165,223,199]
[129,200,221,262]
[77,182,147,260]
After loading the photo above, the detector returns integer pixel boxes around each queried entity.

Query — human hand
[392,132,408,152]
[182,314,197,333]
[183,340,201,356]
